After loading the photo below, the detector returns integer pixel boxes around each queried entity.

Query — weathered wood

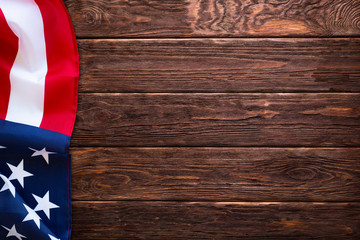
[72,93,360,147]
[64,0,360,38]
[72,201,360,239]
[71,147,360,201]
[63,0,360,239]
[78,38,360,93]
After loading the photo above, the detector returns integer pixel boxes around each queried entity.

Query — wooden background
[64,0,360,239]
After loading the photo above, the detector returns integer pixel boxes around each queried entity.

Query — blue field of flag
[0,120,71,240]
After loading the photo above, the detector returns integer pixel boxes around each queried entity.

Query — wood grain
[72,93,360,147]
[78,38,360,93]
[72,201,360,239]
[71,147,360,201]
[64,0,360,38]
[66,1,360,238]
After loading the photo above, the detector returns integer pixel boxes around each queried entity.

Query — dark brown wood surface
[68,0,360,239]
[78,38,360,93]
[64,0,360,38]
[72,201,360,239]
[71,147,360,201]
[72,93,360,147]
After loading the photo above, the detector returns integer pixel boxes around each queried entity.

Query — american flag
[0,120,71,240]
[0,0,78,239]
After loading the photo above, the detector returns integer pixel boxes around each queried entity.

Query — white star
[29,147,56,164]
[33,191,59,219]
[2,225,26,240]
[7,160,33,188]
[0,174,16,197]
[0,146,6,149]
[23,204,41,229]
[48,234,60,240]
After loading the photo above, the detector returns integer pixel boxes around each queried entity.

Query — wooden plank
[71,147,360,201]
[64,0,360,38]
[72,93,360,147]
[78,38,360,93]
[72,201,360,239]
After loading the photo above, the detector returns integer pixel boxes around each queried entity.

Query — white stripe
[0,0,47,127]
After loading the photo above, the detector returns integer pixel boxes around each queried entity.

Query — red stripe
[35,0,79,136]
[0,10,18,120]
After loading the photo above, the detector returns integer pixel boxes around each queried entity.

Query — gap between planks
[76,36,360,40]
[76,35,360,41]
[71,200,360,203]
[70,146,360,149]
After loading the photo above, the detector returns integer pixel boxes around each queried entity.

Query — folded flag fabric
[0,0,78,239]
